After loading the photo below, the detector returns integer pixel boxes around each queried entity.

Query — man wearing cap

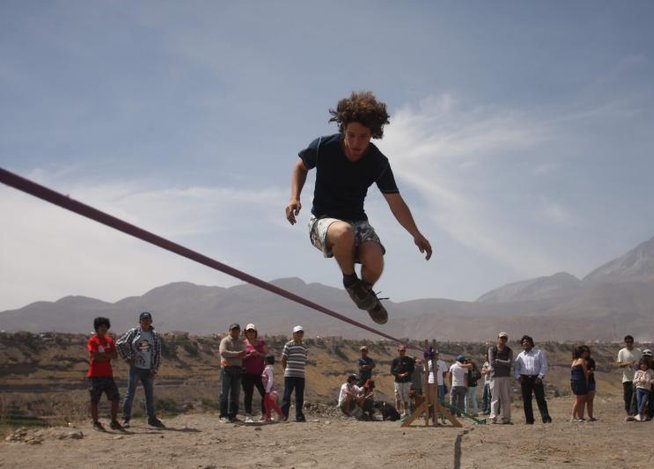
[338,373,364,418]
[219,323,247,423]
[391,344,415,417]
[448,355,469,416]
[488,332,514,424]
[514,335,552,424]
[281,325,309,422]
[616,334,642,419]
[116,311,164,428]
[357,346,376,387]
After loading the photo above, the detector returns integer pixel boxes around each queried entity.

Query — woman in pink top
[242,323,267,422]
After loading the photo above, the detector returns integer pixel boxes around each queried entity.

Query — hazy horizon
[2,1,653,311]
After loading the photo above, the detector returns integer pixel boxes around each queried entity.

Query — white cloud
[0,172,290,310]
[539,197,576,225]
[379,95,561,275]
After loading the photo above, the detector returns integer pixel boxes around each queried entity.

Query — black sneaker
[92,421,105,432]
[345,280,389,324]
[110,420,125,431]
[345,280,377,310]
[367,300,388,324]
[296,415,306,422]
[122,420,130,428]
[148,418,166,428]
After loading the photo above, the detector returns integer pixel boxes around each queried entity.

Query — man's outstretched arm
[286,158,309,225]
[383,192,432,260]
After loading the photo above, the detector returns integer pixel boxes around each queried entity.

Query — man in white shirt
[448,355,469,416]
[616,334,642,418]
[338,374,363,418]
[434,351,448,403]
[514,335,552,424]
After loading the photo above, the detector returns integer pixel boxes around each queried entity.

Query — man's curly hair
[328,91,390,139]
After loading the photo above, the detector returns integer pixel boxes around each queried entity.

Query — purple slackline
[1,166,415,346]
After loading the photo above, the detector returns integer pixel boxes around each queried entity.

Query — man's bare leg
[326,221,357,276]
[326,225,388,323]
[358,241,384,286]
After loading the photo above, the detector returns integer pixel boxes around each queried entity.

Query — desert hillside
[2,332,653,468]
[0,332,638,423]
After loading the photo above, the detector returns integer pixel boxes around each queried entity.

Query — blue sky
[1,1,653,311]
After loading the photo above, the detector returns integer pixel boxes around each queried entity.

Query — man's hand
[414,233,432,260]
[286,200,301,225]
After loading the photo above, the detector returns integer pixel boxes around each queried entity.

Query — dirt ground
[2,394,653,469]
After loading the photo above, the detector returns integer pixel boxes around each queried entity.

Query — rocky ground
[2,394,653,469]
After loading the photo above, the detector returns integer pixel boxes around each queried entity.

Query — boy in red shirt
[87,317,123,431]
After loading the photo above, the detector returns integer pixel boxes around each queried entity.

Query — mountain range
[2,237,653,342]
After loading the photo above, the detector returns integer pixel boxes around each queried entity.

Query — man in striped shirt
[281,325,309,422]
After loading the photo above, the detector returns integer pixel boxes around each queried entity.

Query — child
[261,355,284,423]
[633,358,654,422]
[87,317,123,431]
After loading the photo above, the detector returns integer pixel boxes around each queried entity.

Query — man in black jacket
[391,344,415,417]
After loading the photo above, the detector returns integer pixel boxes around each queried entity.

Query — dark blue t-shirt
[298,134,399,220]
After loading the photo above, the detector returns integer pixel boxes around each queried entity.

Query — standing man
[357,345,376,387]
[616,334,641,420]
[514,335,552,424]
[285,91,432,324]
[433,349,448,404]
[281,325,309,422]
[488,332,514,424]
[218,323,246,423]
[116,311,164,428]
[391,344,415,417]
[448,355,469,417]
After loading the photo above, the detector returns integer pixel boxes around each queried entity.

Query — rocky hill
[1,237,653,342]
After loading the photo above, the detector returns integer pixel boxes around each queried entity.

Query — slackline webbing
[1,166,415,346]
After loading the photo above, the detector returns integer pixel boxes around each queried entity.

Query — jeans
[220,366,242,419]
[241,373,266,415]
[465,386,478,415]
[450,386,466,416]
[123,366,156,421]
[637,388,650,415]
[519,375,550,423]
[482,382,491,414]
[623,381,636,415]
[281,376,305,420]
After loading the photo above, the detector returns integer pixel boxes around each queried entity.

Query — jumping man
[285,91,432,324]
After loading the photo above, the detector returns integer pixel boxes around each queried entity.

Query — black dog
[374,401,401,421]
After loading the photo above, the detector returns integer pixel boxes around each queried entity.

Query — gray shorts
[308,216,385,261]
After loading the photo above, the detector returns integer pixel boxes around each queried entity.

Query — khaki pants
[490,376,512,423]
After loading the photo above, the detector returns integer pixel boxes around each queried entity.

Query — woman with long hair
[241,323,267,423]
[570,345,589,422]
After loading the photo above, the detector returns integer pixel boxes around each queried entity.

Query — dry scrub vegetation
[1,333,652,468]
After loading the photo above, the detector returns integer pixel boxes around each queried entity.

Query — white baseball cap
[293,325,304,333]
